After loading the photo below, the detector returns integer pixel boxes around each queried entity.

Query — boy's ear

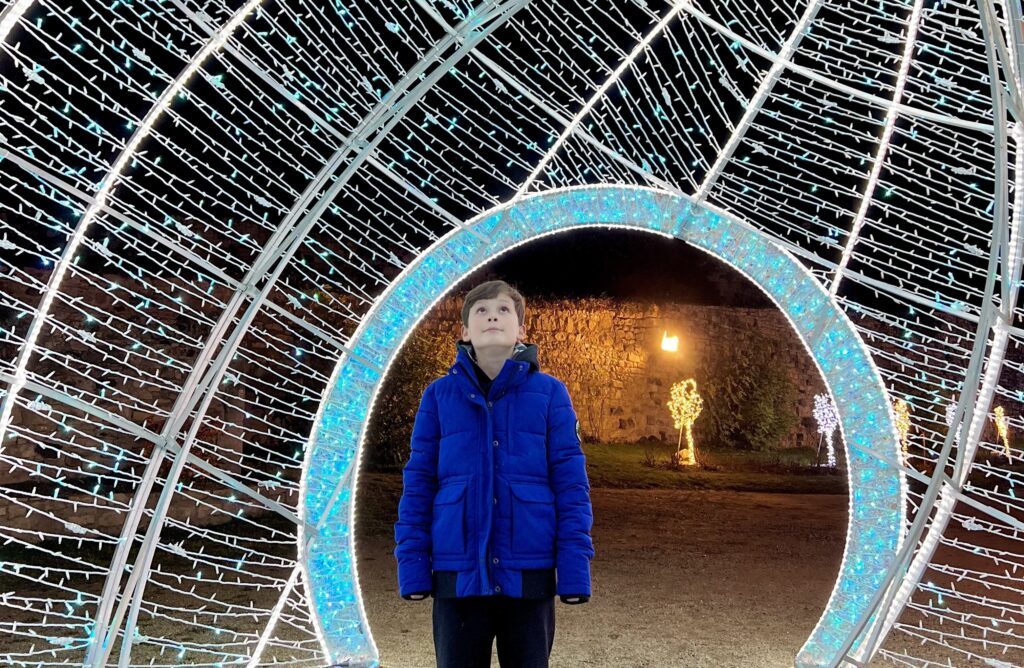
[460,324,471,342]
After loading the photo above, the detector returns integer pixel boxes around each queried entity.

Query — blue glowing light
[299,186,903,666]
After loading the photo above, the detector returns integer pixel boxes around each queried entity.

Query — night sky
[461,226,774,308]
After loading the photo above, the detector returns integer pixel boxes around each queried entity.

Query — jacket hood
[455,339,540,373]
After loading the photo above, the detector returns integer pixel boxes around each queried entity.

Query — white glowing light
[302,187,905,665]
[0,0,35,46]
[0,3,1020,668]
[813,393,839,468]
[945,398,961,446]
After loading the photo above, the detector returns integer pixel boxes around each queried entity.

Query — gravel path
[357,488,848,667]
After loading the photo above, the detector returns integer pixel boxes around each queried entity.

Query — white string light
[0,0,1022,666]
[813,393,839,468]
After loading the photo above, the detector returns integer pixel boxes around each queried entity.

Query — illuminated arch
[300,184,905,666]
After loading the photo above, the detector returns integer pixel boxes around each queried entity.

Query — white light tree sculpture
[812,393,839,468]
[667,378,703,466]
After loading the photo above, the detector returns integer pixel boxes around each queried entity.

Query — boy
[394,280,594,668]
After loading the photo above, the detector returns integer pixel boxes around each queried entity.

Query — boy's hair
[461,280,526,328]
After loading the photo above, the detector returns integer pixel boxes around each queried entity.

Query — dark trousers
[432,596,555,668]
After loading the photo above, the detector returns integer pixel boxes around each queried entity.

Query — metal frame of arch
[0,1,531,665]
[2,0,1021,664]
[299,184,906,666]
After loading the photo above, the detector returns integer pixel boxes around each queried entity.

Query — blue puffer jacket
[394,341,594,599]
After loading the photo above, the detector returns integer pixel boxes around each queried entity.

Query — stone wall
[414,296,831,450]
[0,483,295,545]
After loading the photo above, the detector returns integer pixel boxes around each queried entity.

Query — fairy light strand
[0,0,1022,666]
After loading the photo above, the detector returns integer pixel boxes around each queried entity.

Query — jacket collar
[450,340,539,395]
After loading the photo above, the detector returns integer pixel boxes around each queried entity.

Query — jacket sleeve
[394,381,440,597]
[546,379,594,597]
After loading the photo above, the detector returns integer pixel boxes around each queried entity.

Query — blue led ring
[299,185,904,666]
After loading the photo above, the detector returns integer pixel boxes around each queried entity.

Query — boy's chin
[470,340,516,353]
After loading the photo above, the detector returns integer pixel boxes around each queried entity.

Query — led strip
[299,185,904,665]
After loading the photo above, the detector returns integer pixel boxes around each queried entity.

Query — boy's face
[461,294,525,353]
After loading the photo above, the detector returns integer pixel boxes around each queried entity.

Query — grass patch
[360,442,846,505]
[583,442,846,494]
[355,443,846,538]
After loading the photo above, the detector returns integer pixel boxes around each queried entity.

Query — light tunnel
[3,0,1019,664]
[300,184,906,667]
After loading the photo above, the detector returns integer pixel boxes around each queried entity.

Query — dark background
[463,227,773,307]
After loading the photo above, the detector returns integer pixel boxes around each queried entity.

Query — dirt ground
[357,488,850,668]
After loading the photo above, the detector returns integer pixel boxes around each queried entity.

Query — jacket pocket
[510,483,556,556]
[432,480,468,558]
